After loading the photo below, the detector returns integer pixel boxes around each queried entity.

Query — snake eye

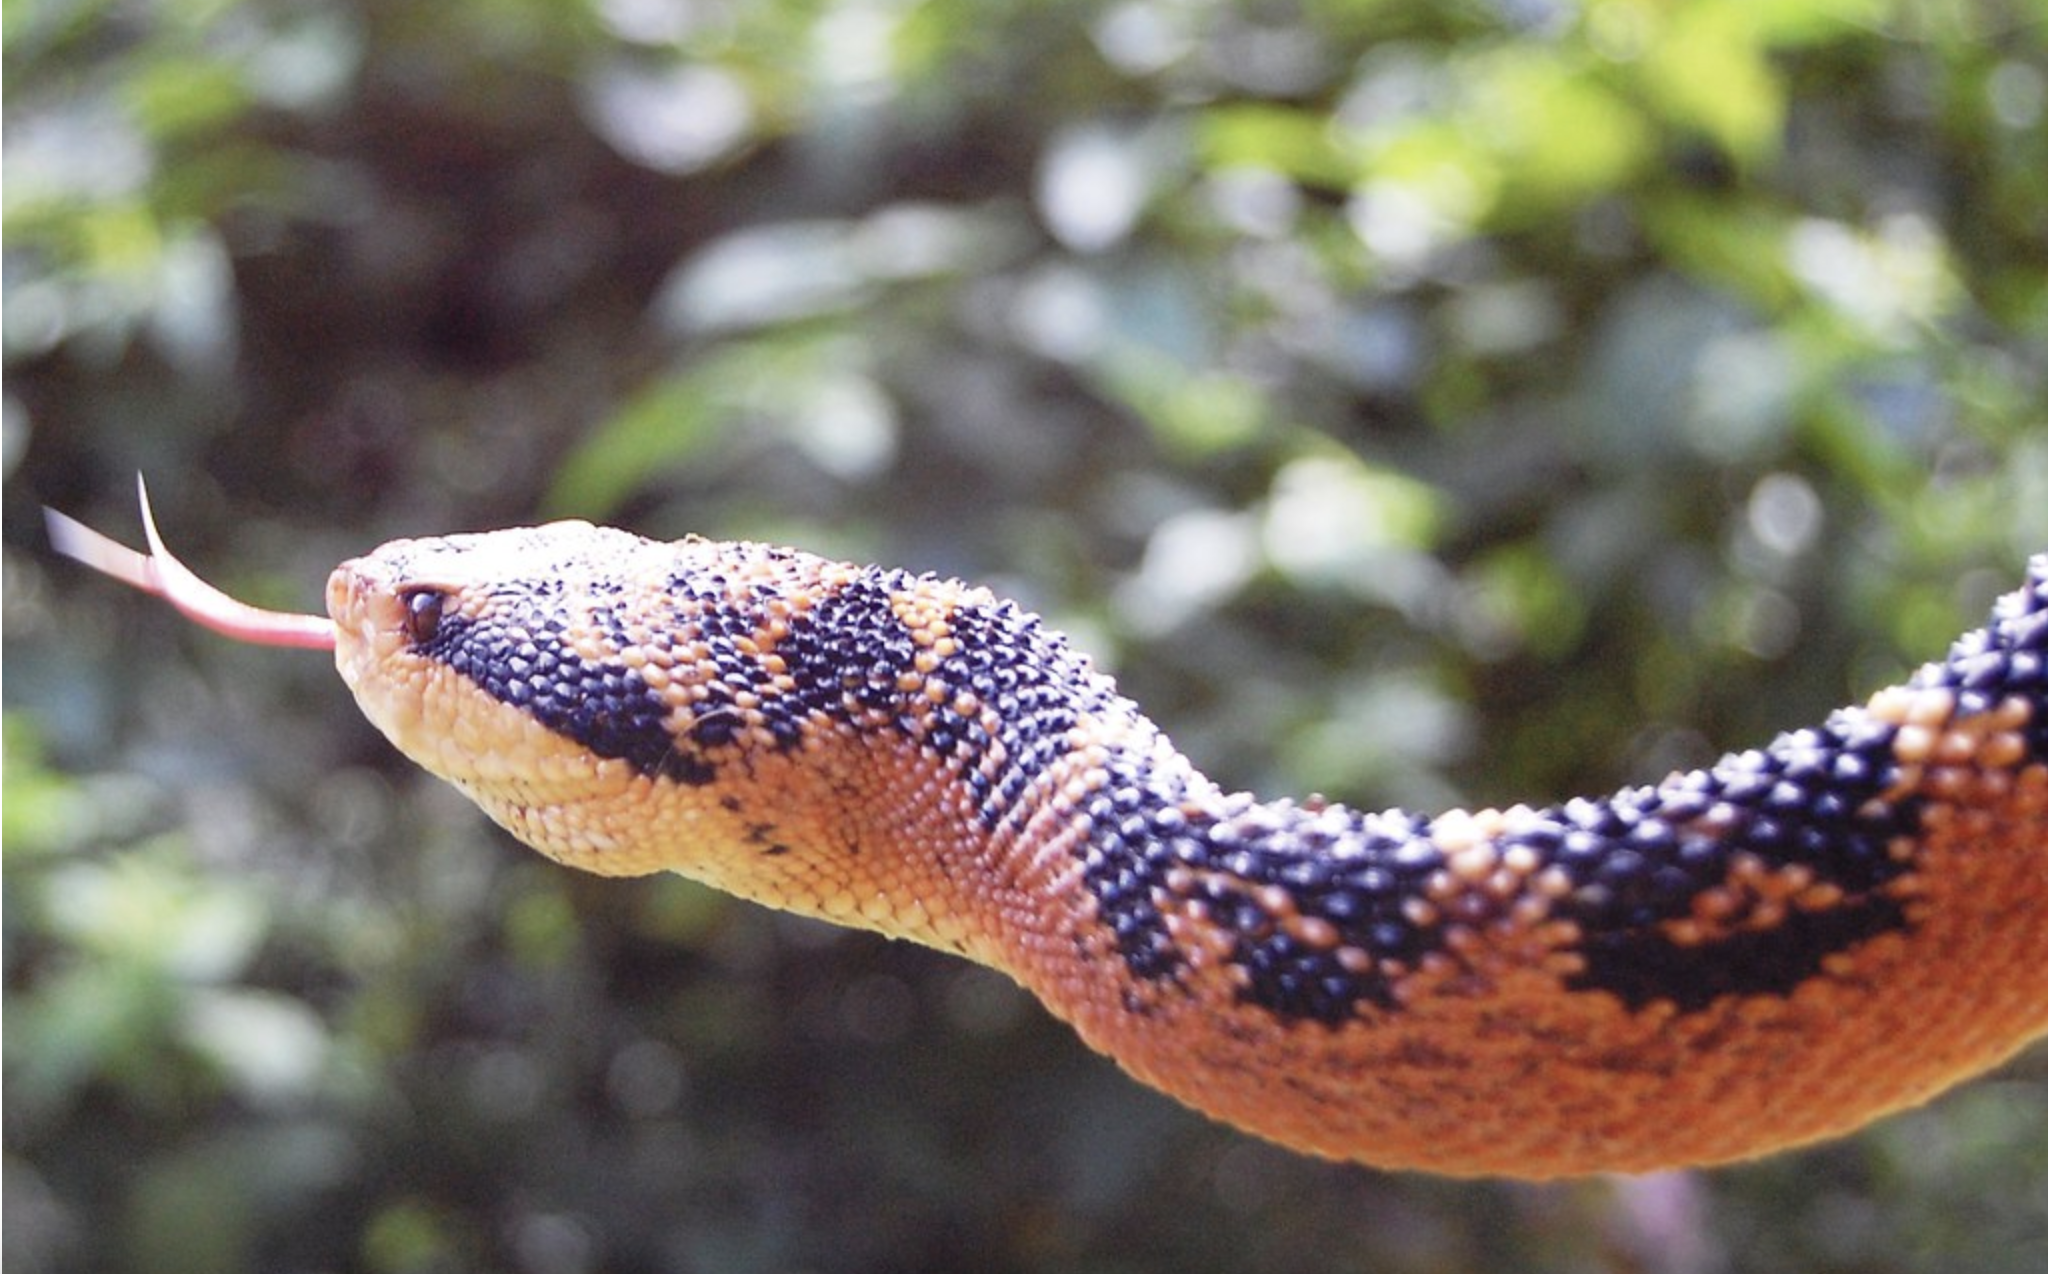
[400,588,448,646]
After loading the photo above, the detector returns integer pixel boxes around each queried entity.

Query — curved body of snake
[48,495,2048,1177]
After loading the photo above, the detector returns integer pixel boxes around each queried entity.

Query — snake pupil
[402,589,447,646]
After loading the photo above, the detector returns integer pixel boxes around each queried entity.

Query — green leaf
[124,56,251,141]
[543,359,736,519]
[1200,104,1360,190]
[1639,4,1785,162]
[1464,50,1654,206]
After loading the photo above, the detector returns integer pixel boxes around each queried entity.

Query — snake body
[312,526,2048,1177]
[50,499,2048,1177]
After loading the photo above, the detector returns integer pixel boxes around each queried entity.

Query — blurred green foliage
[6,0,2046,1271]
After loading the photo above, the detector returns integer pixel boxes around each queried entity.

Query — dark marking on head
[655,750,717,786]
[414,610,710,785]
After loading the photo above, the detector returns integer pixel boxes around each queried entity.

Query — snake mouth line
[45,476,338,651]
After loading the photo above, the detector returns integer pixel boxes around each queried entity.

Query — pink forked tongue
[44,478,339,651]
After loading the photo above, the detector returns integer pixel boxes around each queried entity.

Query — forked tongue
[45,477,338,651]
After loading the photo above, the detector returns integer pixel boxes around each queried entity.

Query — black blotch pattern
[1935,563,2048,757]
[1073,557,2048,1025]
[1074,754,1445,1022]
[771,574,1114,828]
[416,599,706,785]
[768,574,919,725]
[1072,715,1920,1025]
[1548,721,1915,1012]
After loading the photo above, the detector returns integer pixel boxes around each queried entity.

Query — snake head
[47,482,1047,956]
[46,484,699,877]
[329,522,1029,963]
[324,519,733,877]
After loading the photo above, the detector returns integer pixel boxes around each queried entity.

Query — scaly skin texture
[327,525,2048,1177]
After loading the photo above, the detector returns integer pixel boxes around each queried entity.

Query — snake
[46,481,2048,1178]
